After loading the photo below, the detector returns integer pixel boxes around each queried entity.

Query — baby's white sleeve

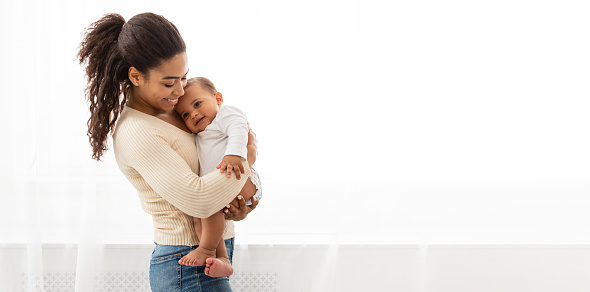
[217,105,249,159]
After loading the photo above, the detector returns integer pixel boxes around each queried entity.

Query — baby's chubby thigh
[237,177,257,204]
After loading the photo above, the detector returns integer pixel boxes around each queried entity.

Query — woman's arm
[246,127,257,167]
[115,123,251,218]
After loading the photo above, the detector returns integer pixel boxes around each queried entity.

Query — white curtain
[2,0,590,291]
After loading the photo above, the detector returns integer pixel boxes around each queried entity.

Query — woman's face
[133,52,189,114]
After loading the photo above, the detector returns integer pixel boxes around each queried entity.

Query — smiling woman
[77,12,257,291]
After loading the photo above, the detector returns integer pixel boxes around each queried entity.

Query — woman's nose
[173,81,184,96]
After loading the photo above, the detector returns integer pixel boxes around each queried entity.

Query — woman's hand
[246,127,258,167]
[223,195,259,221]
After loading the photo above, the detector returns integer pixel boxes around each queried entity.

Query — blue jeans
[150,238,235,291]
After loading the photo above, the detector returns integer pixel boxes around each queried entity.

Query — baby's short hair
[186,77,217,95]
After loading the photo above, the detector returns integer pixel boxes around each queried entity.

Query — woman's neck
[126,95,164,117]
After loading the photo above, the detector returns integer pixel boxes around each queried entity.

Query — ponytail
[78,14,128,161]
[78,13,186,160]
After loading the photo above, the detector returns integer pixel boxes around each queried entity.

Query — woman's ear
[216,92,224,105]
[128,67,141,86]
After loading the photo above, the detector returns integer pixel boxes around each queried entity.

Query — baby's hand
[217,155,245,179]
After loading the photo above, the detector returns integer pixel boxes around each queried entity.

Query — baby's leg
[238,177,257,203]
[205,238,234,277]
[201,179,257,277]
[201,215,233,277]
[179,178,257,272]
[178,212,227,268]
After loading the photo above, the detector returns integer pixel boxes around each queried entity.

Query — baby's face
[175,85,223,133]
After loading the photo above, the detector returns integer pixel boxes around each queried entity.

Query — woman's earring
[135,83,138,86]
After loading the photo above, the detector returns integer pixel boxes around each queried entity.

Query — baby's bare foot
[178,247,215,267]
[205,257,233,278]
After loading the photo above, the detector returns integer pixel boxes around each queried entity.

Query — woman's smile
[164,97,179,105]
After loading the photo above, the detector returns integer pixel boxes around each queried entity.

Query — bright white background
[1,0,590,247]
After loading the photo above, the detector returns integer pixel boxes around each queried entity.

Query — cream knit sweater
[113,106,250,246]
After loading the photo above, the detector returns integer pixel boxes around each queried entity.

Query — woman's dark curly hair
[78,13,186,160]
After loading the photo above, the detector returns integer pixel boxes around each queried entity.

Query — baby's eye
[194,102,201,108]
[182,113,188,119]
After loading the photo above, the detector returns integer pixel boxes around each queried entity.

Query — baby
[174,77,262,277]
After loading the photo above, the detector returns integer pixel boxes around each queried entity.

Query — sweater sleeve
[116,124,250,218]
[217,105,249,159]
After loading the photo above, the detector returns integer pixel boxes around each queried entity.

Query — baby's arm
[216,105,250,180]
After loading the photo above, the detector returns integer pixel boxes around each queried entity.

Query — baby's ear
[216,92,224,105]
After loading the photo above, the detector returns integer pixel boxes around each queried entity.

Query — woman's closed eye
[164,83,175,88]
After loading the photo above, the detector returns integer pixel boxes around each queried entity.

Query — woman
[78,13,258,291]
